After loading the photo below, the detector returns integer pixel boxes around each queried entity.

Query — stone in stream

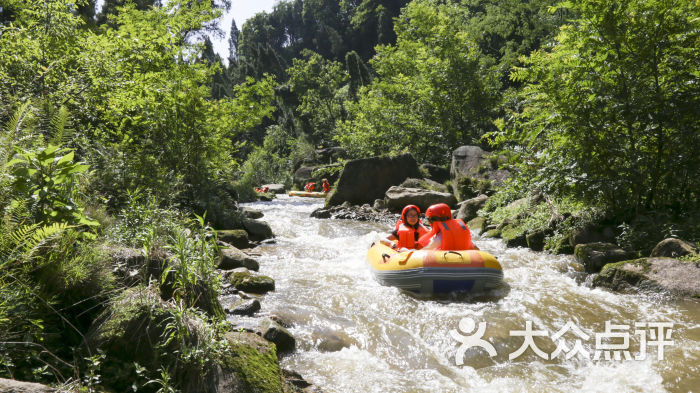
[229,269,275,294]
[217,230,250,249]
[227,299,261,316]
[0,378,57,392]
[456,194,488,222]
[650,238,698,258]
[384,186,458,213]
[574,242,638,273]
[261,319,296,353]
[592,257,700,298]
[219,245,260,271]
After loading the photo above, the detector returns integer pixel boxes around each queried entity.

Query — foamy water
[239,196,700,393]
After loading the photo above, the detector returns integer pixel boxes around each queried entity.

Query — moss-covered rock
[218,230,250,249]
[229,270,275,294]
[501,224,528,248]
[86,286,220,393]
[526,230,547,252]
[484,228,501,238]
[546,235,575,254]
[467,216,486,234]
[592,257,700,297]
[222,331,285,393]
[574,242,638,273]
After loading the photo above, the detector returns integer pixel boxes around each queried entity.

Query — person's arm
[379,232,398,249]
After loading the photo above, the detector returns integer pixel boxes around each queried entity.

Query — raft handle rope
[381,253,391,263]
[443,251,464,262]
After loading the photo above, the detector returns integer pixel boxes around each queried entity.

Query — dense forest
[0,0,698,391]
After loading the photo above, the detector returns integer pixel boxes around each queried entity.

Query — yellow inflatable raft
[288,191,328,198]
[366,243,504,295]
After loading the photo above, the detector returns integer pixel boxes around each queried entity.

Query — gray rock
[262,183,286,194]
[593,258,700,297]
[384,186,458,213]
[241,218,274,241]
[326,154,422,207]
[456,194,488,222]
[451,146,489,179]
[574,242,638,273]
[217,230,250,249]
[219,245,259,271]
[261,319,296,353]
[399,177,449,193]
[650,238,698,258]
[240,207,264,219]
[227,299,261,316]
[311,205,397,224]
[0,378,56,392]
[373,198,387,210]
[293,166,315,188]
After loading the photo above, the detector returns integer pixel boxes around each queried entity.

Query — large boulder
[450,146,510,200]
[451,146,489,179]
[592,258,700,297]
[0,379,56,392]
[384,186,458,213]
[400,177,449,193]
[219,246,260,271]
[326,154,421,207]
[420,163,450,183]
[456,194,488,222]
[650,238,698,258]
[574,242,638,273]
[293,166,314,189]
[241,218,274,242]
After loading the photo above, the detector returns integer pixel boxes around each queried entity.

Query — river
[240,196,700,393]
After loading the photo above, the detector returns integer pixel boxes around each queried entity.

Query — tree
[287,50,349,146]
[336,0,500,164]
[501,0,699,213]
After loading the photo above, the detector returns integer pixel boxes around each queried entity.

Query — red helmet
[425,203,451,220]
[400,205,421,222]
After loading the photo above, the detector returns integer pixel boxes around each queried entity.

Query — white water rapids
[239,196,700,393]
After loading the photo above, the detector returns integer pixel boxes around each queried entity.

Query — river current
[240,196,699,393]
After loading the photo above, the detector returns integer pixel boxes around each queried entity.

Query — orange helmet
[425,203,451,221]
[400,205,421,222]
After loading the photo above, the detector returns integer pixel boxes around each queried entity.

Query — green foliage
[287,50,349,146]
[336,0,501,164]
[499,0,700,213]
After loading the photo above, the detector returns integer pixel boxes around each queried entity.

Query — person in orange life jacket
[304,182,316,192]
[417,203,478,251]
[380,205,430,251]
[321,178,331,193]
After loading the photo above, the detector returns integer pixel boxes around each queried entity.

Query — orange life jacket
[418,219,474,250]
[396,223,429,249]
[322,182,331,193]
[305,182,316,191]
